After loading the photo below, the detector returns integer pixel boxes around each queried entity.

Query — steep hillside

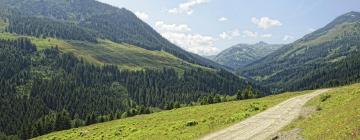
[0,0,223,69]
[0,1,264,139]
[0,38,262,139]
[240,11,360,91]
[0,32,206,71]
[213,42,282,69]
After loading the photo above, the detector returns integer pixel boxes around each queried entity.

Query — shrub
[320,94,331,102]
[185,120,198,127]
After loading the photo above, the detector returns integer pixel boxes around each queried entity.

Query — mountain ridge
[240,11,360,91]
[212,41,283,69]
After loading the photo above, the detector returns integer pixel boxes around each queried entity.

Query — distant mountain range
[240,11,360,91]
[210,41,283,69]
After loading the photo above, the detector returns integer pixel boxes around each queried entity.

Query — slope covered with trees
[240,11,360,92]
[7,16,98,42]
[0,0,265,139]
[0,0,224,69]
[0,38,262,139]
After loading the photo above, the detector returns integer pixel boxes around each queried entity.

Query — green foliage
[320,94,331,102]
[185,120,199,127]
[7,16,97,42]
[237,85,258,100]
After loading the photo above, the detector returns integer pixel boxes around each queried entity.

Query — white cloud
[168,0,209,15]
[307,28,316,32]
[219,29,240,40]
[161,32,218,55]
[218,17,228,22]
[155,21,192,33]
[251,17,282,29]
[154,21,218,56]
[283,35,295,42]
[242,30,258,38]
[261,34,272,38]
[135,11,149,21]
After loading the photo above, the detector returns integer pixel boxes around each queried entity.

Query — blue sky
[97,0,360,56]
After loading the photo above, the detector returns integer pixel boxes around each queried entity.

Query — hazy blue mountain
[212,41,283,69]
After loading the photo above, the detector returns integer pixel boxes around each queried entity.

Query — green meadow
[33,90,311,140]
[283,83,360,139]
[0,32,208,71]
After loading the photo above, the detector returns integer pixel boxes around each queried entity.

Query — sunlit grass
[283,83,360,139]
[33,90,311,140]
[0,33,211,71]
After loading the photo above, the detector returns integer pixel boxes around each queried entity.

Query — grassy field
[33,90,311,140]
[283,83,360,139]
[0,33,209,71]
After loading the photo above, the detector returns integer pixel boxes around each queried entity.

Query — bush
[320,94,331,102]
[316,105,322,111]
[185,120,198,127]
[246,103,261,112]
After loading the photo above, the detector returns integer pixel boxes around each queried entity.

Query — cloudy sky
[97,0,360,56]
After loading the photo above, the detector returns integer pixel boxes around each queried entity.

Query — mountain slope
[240,11,360,91]
[0,32,207,71]
[212,42,282,69]
[0,0,264,139]
[0,0,223,69]
[0,37,262,140]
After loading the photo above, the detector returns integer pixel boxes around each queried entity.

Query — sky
[97,0,360,56]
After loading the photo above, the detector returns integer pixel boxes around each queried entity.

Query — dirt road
[200,89,329,140]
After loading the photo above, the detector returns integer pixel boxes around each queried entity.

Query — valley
[0,0,359,140]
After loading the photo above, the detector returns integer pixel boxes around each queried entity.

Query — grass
[283,83,360,139]
[0,32,211,71]
[33,90,311,140]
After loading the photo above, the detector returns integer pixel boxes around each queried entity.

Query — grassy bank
[283,83,360,139]
[33,91,311,140]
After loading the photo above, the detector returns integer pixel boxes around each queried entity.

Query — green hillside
[0,0,224,69]
[240,11,360,91]
[212,42,282,69]
[283,83,360,139]
[0,32,205,71]
[0,35,258,139]
[33,90,310,140]
[0,1,263,139]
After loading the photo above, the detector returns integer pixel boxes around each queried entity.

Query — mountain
[0,0,264,139]
[0,0,223,69]
[212,41,283,69]
[240,11,360,91]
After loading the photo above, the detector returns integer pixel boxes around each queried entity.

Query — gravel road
[200,89,329,140]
